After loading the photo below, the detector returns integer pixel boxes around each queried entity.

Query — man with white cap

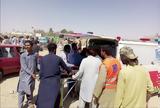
[114,46,154,108]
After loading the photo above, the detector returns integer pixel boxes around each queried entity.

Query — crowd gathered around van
[0,35,160,108]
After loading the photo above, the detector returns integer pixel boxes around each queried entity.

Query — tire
[0,71,3,81]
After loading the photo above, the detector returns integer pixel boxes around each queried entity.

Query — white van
[118,40,160,65]
[85,36,160,82]
[84,36,159,64]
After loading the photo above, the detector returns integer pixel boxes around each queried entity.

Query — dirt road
[0,74,79,108]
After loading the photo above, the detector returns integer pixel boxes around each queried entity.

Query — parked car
[0,45,22,80]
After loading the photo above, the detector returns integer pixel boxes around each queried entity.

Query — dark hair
[64,44,71,53]
[87,46,97,56]
[101,45,113,56]
[24,40,33,46]
[80,47,87,57]
[71,43,77,50]
[47,43,57,52]
[4,35,8,39]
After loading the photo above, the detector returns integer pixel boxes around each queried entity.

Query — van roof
[92,34,116,40]
[61,33,117,40]
[119,40,158,46]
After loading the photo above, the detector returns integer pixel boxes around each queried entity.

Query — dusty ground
[0,50,79,108]
[0,74,79,108]
[1,75,160,108]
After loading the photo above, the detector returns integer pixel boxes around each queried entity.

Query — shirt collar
[26,51,34,56]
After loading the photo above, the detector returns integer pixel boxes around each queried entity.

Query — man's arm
[59,52,74,67]
[93,64,106,98]
[72,59,85,79]
[114,70,125,108]
[59,57,71,74]
[20,54,36,78]
[39,58,43,79]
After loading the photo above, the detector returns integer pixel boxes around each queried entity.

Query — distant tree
[68,31,74,33]
[33,29,46,36]
[52,36,60,44]
[59,34,64,38]
[48,28,54,36]
[60,29,68,33]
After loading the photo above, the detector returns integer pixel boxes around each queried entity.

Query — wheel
[0,71,3,81]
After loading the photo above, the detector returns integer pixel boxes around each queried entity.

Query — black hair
[101,45,113,56]
[24,40,33,46]
[71,43,77,50]
[80,47,87,57]
[64,44,71,53]
[47,43,57,52]
[4,35,8,39]
[87,46,97,56]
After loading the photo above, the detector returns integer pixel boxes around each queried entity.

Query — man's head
[100,45,113,59]
[71,43,77,51]
[87,46,97,56]
[64,44,71,53]
[26,35,29,39]
[120,46,138,66]
[24,40,33,53]
[4,35,8,39]
[47,43,57,54]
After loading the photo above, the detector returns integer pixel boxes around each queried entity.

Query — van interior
[87,38,118,57]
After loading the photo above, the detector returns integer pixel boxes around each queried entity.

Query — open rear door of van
[86,37,118,57]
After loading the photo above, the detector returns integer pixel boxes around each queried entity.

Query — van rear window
[89,39,117,46]
[88,38,118,57]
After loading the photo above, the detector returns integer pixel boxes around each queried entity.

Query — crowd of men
[1,35,158,108]
[0,35,31,45]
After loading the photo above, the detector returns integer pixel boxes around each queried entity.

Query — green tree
[60,29,68,33]
[68,31,74,33]
[48,28,54,36]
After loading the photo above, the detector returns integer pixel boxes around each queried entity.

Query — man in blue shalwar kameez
[36,43,71,108]
[17,40,37,108]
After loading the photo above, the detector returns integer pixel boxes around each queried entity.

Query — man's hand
[92,95,98,105]
[71,66,79,70]
[72,70,77,75]
[72,75,76,79]
[31,74,36,79]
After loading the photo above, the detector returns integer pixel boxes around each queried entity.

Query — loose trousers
[18,91,33,108]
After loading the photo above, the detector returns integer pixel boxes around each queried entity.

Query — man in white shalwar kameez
[72,47,102,108]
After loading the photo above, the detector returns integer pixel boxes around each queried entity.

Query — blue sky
[1,0,160,39]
